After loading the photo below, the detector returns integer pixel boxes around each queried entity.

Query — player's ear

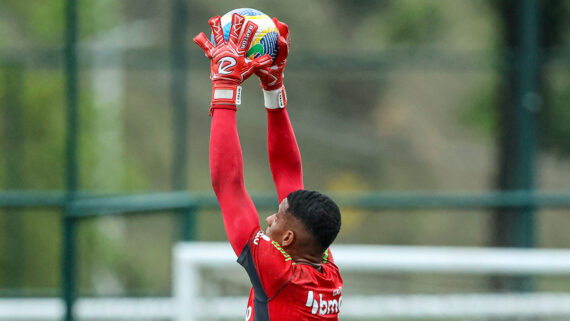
[282,230,295,247]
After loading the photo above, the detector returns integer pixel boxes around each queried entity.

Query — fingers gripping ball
[256,17,290,92]
[212,8,279,62]
[193,14,272,111]
[256,18,290,109]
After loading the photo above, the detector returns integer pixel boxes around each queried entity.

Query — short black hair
[286,190,341,252]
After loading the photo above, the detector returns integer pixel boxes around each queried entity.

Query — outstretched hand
[194,14,272,107]
[255,18,290,91]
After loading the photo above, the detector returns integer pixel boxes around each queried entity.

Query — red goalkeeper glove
[255,18,290,109]
[194,14,272,113]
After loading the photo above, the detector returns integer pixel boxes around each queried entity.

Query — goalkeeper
[194,14,343,320]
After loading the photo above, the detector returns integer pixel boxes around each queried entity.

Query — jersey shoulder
[238,229,296,297]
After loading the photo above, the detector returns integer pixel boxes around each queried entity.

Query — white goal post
[173,242,570,321]
[2,243,570,320]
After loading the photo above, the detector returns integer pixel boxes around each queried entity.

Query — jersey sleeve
[210,108,261,256]
[237,228,295,298]
[267,108,304,202]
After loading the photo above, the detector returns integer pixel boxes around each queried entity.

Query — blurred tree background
[1,0,569,297]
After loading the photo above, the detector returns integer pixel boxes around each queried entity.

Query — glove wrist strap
[212,83,241,106]
[263,86,287,109]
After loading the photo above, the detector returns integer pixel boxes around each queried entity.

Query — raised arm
[194,14,271,255]
[210,109,259,255]
[256,19,304,202]
[267,109,303,202]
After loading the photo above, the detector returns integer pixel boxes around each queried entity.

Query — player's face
[265,198,289,243]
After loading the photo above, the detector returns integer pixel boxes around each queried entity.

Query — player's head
[266,189,341,254]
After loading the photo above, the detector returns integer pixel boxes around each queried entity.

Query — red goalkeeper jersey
[238,228,343,321]
[209,107,342,320]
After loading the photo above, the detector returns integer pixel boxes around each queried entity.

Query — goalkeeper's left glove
[255,18,290,109]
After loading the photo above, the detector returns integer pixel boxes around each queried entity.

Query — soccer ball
[212,8,279,61]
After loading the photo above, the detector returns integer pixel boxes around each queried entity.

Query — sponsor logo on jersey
[333,286,342,296]
[253,231,270,245]
[305,290,342,315]
[253,230,291,261]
